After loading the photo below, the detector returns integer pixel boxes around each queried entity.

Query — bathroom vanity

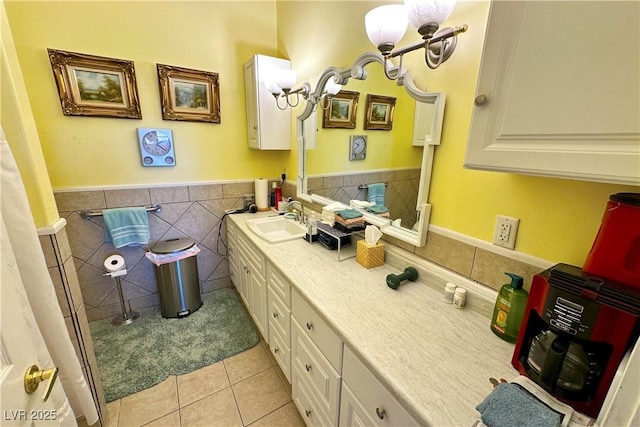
[228,212,515,426]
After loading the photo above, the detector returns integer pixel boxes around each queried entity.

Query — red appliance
[583,192,640,289]
[512,263,640,418]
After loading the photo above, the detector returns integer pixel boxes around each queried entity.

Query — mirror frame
[296,52,445,247]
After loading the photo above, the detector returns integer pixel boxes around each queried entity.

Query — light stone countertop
[229,212,519,426]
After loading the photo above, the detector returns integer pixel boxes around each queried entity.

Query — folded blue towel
[335,209,363,219]
[476,383,562,427]
[103,207,150,248]
[368,183,385,206]
[366,205,388,214]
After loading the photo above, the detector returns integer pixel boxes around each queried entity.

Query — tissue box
[356,240,385,268]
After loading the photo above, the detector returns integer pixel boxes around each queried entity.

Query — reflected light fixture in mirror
[265,69,343,111]
[365,0,468,79]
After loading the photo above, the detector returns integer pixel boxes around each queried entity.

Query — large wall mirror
[296,53,445,247]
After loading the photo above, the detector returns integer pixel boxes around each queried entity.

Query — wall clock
[349,135,367,161]
[137,128,176,167]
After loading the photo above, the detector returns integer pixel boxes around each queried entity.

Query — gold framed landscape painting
[157,64,220,123]
[323,90,359,129]
[364,94,396,130]
[47,49,142,119]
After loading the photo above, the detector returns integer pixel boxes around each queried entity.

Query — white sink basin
[246,216,307,243]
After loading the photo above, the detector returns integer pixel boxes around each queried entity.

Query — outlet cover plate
[493,215,519,249]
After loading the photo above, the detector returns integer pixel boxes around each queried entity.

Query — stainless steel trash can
[151,237,202,318]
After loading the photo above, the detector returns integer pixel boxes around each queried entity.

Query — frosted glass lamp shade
[405,0,456,29]
[365,5,408,48]
[273,69,297,91]
[324,76,342,96]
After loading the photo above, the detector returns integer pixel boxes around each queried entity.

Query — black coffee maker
[512,263,640,418]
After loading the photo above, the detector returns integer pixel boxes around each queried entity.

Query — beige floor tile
[273,363,292,398]
[180,387,242,427]
[178,360,230,407]
[233,368,292,425]
[142,410,181,427]
[105,400,121,427]
[248,402,305,427]
[118,377,178,427]
[224,344,271,384]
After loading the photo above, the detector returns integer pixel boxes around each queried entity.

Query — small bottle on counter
[453,288,466,309]
[443,282,457,303]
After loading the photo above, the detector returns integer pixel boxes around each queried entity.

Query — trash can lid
[151,237,195,254]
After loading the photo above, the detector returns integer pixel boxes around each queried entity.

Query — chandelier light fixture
[365,0,468,79]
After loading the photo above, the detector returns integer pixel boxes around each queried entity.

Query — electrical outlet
[493,215,519,249]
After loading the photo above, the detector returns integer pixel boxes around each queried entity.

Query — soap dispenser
[490,273,529,343]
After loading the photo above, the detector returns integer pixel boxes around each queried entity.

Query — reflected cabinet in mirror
[296,53,445,247]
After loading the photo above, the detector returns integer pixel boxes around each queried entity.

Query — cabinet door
[249,267,268,339]
[465,1,639,185]
[339,383,376,427]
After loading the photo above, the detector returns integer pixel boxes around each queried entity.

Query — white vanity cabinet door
[341,346,419,427]
[291,321,341,426]
[243,54,292,150]
[237,232,268,340]
[465,1,640,185]
[227,220,239,292]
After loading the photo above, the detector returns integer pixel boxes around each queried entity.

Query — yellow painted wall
[1,1,59,226]
[276,0,637,266]
[5,1,291,189]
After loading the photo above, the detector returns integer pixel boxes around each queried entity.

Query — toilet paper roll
[255,179,269,211]
[104,254,126,272]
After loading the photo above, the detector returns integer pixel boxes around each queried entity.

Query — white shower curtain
[0,131,98,424]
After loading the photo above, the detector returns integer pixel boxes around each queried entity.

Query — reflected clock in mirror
[350,135,367,160]
[137,128,176,167]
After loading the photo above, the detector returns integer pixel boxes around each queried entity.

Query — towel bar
[358,183,388,190]
[80,203,161,219]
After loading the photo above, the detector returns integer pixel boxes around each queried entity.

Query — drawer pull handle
[305,409,312,417]
[306,322,313,330]
[273,347,279,353]
[376,408,386,420]
[305,364,312,372]
[272,312,278,318]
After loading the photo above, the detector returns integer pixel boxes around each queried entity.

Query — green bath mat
[89,288,260,402]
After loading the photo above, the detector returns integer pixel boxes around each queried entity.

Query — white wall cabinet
[465,1,639,185]
[244,54,292,150]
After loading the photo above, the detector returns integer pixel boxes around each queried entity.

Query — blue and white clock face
[137,128,175,167]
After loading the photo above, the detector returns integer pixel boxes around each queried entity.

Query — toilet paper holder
[103,254,139,326]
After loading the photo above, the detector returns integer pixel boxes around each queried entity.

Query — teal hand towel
[335,209,363,219]
[476,383,562,427]
[366,205,388,214]
[103,207,150,248]
[368,183,385,206]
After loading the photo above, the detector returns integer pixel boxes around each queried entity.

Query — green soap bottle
[490,273,529,343]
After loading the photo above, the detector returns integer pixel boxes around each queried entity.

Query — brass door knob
[24,365,58,402]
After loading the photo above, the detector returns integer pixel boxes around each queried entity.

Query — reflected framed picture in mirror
[323,90,359,129]
[364,94,396,130]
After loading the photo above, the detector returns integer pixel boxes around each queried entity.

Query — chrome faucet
[287,200,306,224]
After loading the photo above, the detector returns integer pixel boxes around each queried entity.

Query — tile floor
[101,340,305,427]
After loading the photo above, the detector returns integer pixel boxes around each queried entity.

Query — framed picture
[157,64,220,123]
[364,94,396,130]
[322,90,359,129]
[47,49,141,119]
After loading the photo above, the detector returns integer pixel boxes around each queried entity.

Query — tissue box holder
[356,240,385,268]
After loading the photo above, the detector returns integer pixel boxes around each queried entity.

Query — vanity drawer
[238,231,266,278]
[292,321,341,423]
[268,287,290,340]
[269,325,291,382]
[267,263,292,306]
[293,367,333,427]
[342,346,419,427]
[292,289,342,372]
[227,219,237,243]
